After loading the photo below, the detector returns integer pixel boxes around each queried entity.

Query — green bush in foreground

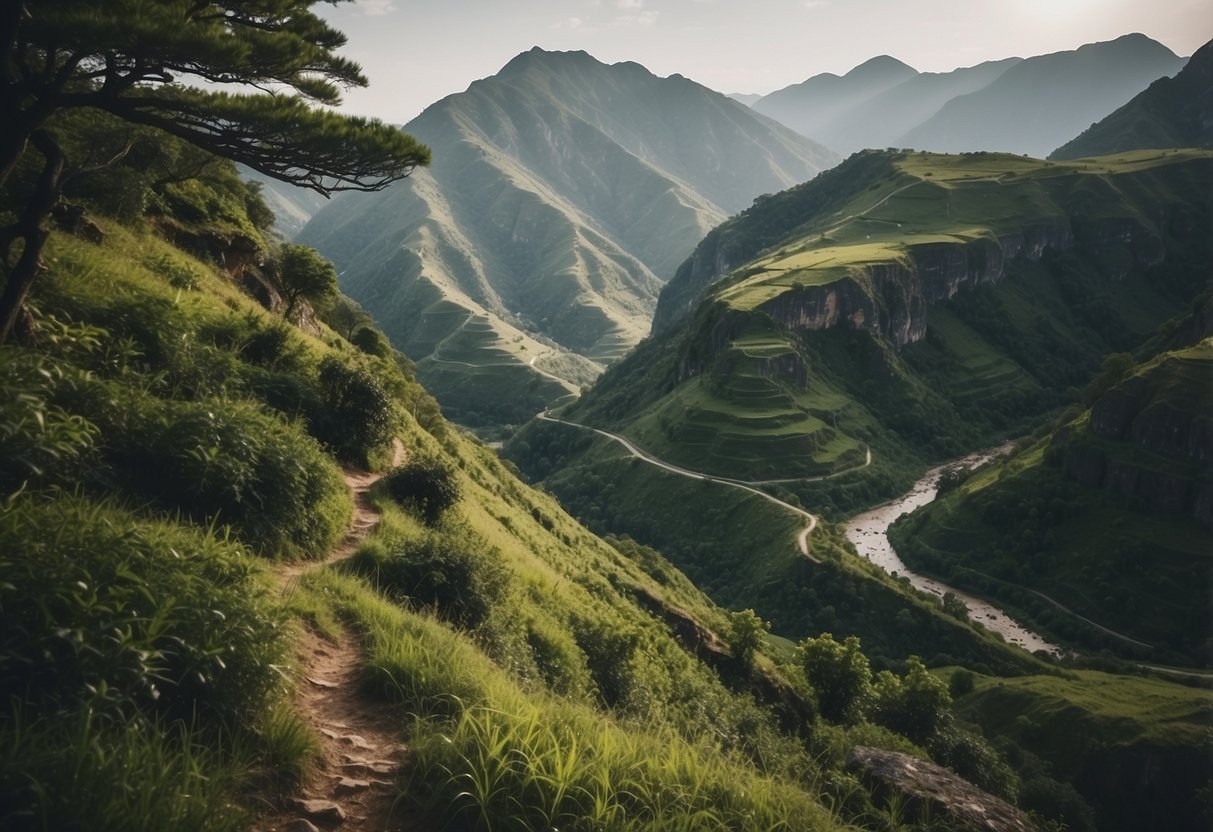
[383,452,462,526]
[103,396,352,558]
[0,495,285,723]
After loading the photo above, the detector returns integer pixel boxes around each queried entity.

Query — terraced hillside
[507,148,1213,653]
[299,48,835,431]
[564,150,1213,485]
[891,337,1213,666]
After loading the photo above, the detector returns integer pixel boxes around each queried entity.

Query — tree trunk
[0,130,65,343]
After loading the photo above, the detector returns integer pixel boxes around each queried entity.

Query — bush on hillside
[95,395,350,558]
[383,453,462,526]
[314,356,395,462]
[0,348,98,495]
[0,495,284,723]
[350,525,511,632]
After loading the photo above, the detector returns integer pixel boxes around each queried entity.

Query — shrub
[727,608,769,670]
[799,633,873,724]
[870,656,952,744]
[0,348,98,495]
[100,395,350,557]
[349,524,511,631]
[314,356,395,462]
[383,453,462,526]
[0,494,284,723]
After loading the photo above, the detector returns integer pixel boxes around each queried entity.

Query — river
[845,446,1061,655]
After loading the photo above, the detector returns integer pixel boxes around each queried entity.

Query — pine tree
[0,0,430,341]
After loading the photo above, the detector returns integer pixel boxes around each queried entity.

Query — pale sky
[319,0,1210,124]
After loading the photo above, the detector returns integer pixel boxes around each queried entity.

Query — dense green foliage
[383,453,464,525]
[890,340,1213,665]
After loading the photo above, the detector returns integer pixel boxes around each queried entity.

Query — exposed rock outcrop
[846,746,1034,832]
[757,224,1083,348]
[1059,350,1213,528]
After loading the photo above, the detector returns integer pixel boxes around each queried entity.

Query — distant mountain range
[1052,38,1212,159]
[298,48,835,428]
[753,34,1186,157]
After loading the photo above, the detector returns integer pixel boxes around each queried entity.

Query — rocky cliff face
[1061,351,1213,528]
[757,224,1079,348]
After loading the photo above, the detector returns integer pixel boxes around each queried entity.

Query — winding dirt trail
[538,411,826,562]
[258,443,419,832]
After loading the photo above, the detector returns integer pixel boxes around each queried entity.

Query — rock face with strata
[846,746,1034,832]
[1060,347,1213,528]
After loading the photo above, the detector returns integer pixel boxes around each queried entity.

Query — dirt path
[537,411,823,563]
[258,443,415,832]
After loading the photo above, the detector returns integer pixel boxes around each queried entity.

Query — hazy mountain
[299,48,835,428]
[819,58,1023,154]
[727,92,762,106]
[899,34,1186,157]
[1052,38,1213,159]
[753,55,918,144]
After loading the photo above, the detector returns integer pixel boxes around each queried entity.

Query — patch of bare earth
[257,444,422,832]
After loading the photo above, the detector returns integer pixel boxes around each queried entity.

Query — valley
[2,7,1211,832]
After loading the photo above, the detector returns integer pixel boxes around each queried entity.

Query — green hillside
[890,338,1213,666]
[507,148,1212,704]
[299,48,836,433]
[570,149,1213,493]
[2,120,1076,832]
[951,669,1213,832]
[1051,39,1213,160]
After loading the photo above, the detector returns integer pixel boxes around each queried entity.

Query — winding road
[537,410,824,561]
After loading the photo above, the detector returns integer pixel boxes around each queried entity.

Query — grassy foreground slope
[891,337,1213,666]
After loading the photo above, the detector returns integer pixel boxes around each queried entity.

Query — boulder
[846,746,1034,832]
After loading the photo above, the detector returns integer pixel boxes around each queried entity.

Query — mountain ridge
[300,48,836,429]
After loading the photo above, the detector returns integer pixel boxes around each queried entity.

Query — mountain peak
[847,54,917,78]
[499,46,599,75]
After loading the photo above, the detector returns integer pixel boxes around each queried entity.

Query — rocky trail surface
[258,444,420,832]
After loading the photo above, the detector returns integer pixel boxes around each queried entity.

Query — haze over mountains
[1052,38,1213,159]
[752,33,1186,157]
[299,48,835,426]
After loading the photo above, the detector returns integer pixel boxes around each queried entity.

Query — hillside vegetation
[0,128,1100,831]
[890,337,1213,666]
[298,48,836,432]
[548,149,1212,507]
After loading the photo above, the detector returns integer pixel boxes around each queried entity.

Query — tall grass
[304,572,847,832]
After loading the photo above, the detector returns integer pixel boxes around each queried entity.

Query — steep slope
[891,337,1213,666]
[753,55,919,144]
[299,48,836,430]
[899,34,1186,157]
[635,148,1213,478]
[508,149,1213,659]
[1051,38,1213,159]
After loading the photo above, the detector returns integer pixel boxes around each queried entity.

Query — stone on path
[284,820,321,832]
[333,777,372,796]
[291,798,346,825]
